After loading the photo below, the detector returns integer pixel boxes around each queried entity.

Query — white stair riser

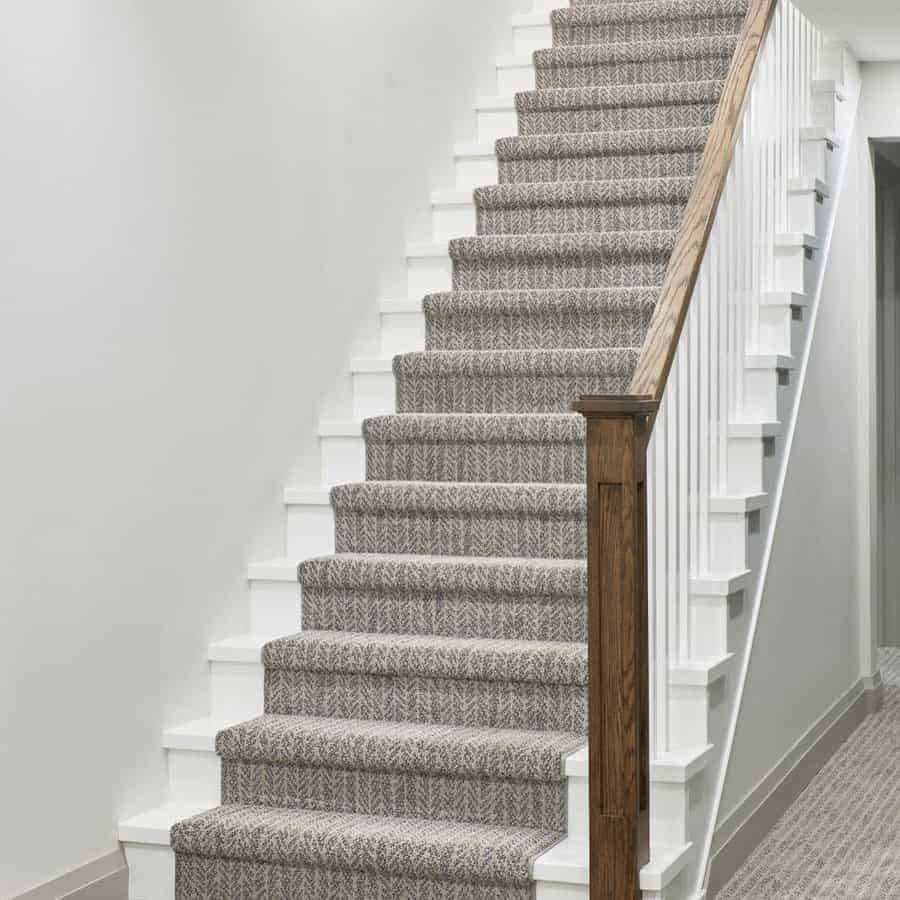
[407,253,452,298]
[477,106,518,144]
[455,152,497,191]
[286,503,334,559]
[820,43,852,86]
[250,579,301,636]
[381,309,426,356]
[775,244,816,295]
[790,188,829,238]
[727,436,778,495]
[689,592,743,659]
[710,508,763,573]
[742,367,791,423]
[321,433,367,484]
[536,883,588,900]
[123,843,174,900]
[801,138,838,185]
[167,749,220,807]
[432,201,477,243]
[759,303,804,357]
[812,90,844,133]
[497,62,535,95]
[531,0,561,13]
[211,661,263,721]
[513,22,552,56]
[566,775,588,843]
[651,781,694,848]
[668,679,729,748]
[352,371,396,419]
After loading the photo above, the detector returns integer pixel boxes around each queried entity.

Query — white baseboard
[706,673,878,897]
[12,850,127,900]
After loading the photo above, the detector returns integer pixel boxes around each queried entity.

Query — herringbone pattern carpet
[718,648,900,899]
[171,1,748,895]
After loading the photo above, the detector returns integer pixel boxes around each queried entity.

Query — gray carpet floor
[718,648,900,899]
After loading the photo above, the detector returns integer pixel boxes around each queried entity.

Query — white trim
[12,850,126,900]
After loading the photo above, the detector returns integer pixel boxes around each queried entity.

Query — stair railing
[572,1,782,896]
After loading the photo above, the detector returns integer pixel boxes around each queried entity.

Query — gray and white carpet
[719,648,900,899]
[170,1,751,896]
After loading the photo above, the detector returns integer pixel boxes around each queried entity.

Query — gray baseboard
[12,850,127,900]
[706,674,879,897]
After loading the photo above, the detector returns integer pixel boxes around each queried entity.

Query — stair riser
[801,137,838,185]
[790,188,829,237]
[478,106,518,144]
[265,669,588,733]
[333,507,587,558]
[408,253,452,298]
[727,436,779,496]
[517,101,718,137]
[552,17,744,46]
[452,254,669,292]
[426,306,653,351]
[476,200,687,236]
[689,592,743,660]
[220,760,567,831]
[286,503,334,559]
[352,371,396,419]
[498,62,536,95]
[168,750,220,808]
[514,22,552,56]
[710,508,764,574]
[396,372,633,414]
[321,434,367,486]
[250,580,301,637]
[742,368,792,423]
[433,202,477,243]
[775,244,816,295]
[211,661,264,721]
[124,844,175,900]
[302,586,587,643]
[176,856,537,900]
[366,438,585,483]
[536,55,732,89]
[668,679,731,749]
[536,884,587,900]
[812,89,844,133]
[499,149,704,185]
[758,304,804,357]
[455,152,498,192]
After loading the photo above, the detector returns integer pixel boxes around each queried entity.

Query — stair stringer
[691,42,862,900]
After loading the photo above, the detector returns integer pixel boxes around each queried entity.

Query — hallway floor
[719,648,900,898]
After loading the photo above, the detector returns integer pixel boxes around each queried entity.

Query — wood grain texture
[574,397,657,899]
[629,0,779,399]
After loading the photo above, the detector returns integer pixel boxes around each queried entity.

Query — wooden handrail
[574,3,779,897]
[629,0,779,400]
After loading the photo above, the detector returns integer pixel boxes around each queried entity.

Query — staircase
[118,1,859,898]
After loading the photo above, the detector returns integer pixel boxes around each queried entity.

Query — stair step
[264,630,588,731]
[515,81,723,136]
[331,480,588,559]
[171,804,561,890]
[535,34,738,89]
[473,177,693,235]
[299,551,588,641]
[394,348,642,414]
[554,0,747,45]
[497,125,709,184]
[363,412,586,483]
[424,287,658,351]
[449,231,676,293]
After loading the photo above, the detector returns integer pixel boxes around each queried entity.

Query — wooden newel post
[572,395,658,900]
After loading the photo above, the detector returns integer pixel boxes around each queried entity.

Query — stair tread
[393,347,642,376]
[263,630,588,685]
[170,803,560,885]
[555,0,747,26]
[216,713,584,781]
[423,286,659,315]
[363,412,585,443]
[449,231,677,260]
[299,551,587,595]
[514,80,723,112]
[473,176,694,208]
[495,125,709,161]
[535,34,739,66]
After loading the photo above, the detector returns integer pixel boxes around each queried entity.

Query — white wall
[796,1,900,60]
[714,60,897,849]
[0,1,519,895]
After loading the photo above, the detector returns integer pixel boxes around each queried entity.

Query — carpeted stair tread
[299,552,588,596]
[362,413,584,445]
[263,630,588,686]
[216,714,584,782]
[450,230,676,259]
[554,0,748,45]
[171,804,559,887]
[535,35,739,68]
[474,177,693,210]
